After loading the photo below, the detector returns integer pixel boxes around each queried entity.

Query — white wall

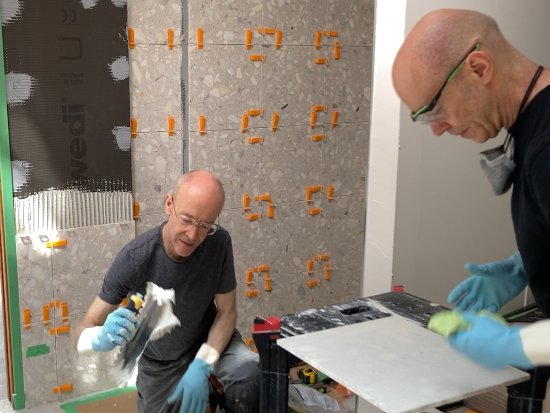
[364,0,550,309]
[361,0,406,297]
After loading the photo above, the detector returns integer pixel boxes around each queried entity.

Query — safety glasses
[411,43,480,124]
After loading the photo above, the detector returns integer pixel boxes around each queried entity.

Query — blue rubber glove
[448,252,528,313]
[91,308,139,352]
[167,358,211,413]
[448,312,533,369]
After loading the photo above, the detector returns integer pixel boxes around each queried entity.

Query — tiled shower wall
[186,0,374,340]
[13,0,372,407]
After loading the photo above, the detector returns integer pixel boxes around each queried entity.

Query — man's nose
[430,122,450,136]
[186,224,200,241]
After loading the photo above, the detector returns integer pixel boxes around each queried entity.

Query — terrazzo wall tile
[262,46,327,127]
[133,131,182,215]
[236,282,259,340]
[319,194,365,267]
[16,234,53,324]
[257,200,321,277]
[55,315,118,401]
[262,0,327,46]
[257,273,319,319]
[326,0,375,46]
[128,0,183,45]
[220,208,262,283]
[52,222,136,318]
[21,322,58,407]
[321,122,369,197]
[188,44,262,131]
[189,128,261,210]
[259,125,323,203]
[188,0,263,46]
[316,261,362,307]
[325,46,372,123]
[130,45,182,133]
[135,213,168,237]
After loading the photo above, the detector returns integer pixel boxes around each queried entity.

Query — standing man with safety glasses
[74,170,260,413]
[393,9,550,369]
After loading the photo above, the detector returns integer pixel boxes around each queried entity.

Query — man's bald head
[173,170,225,209]
[393,9,508,111]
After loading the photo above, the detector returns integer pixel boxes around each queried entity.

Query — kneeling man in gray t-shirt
[73,171,260,413]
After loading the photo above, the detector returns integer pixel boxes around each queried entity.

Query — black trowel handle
[125,294,144,315]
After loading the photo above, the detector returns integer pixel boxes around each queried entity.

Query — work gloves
[167,358,211,413]
[448,312,533,370]
[448,252,528,313]
[167,343,219,413]
[91,308,139,352]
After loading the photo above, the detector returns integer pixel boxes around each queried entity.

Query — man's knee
[224,374,260,413]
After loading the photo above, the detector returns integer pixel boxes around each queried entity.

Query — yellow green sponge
[428,310,507,337]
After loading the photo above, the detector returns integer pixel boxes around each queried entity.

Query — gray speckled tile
[321,122,368,197]
[236,282,259,341]
[257,273,319,318]
[259,125,323,203]
[188,0,263,46]
[221,208,262,283]
[130,45,182,133]
[324,46,372,123]
[52,222,136,318]
[189,128,260,210]
[262,46,327,127]
[133,131,182,215]
[262,0,327,46]
[326,0,375,46]
[257,200,321,277]
[135,213,168,238]
[20,322,58,407]
[316,261,362,307]
[188,45,262,131]
[128,0,182,44]
[55,315,118,401]
[319,194,365,267]
[16,234,53,325]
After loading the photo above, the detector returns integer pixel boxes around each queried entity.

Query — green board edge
[0,2,25,410]
[25,344,50,358]
[60,386,137,413]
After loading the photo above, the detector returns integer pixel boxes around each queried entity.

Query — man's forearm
[207,309,237,355]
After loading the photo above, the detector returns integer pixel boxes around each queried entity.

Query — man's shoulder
[198,225,231,253]
[121,222,165,259]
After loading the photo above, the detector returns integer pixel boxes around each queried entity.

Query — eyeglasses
[411,43,480,124]
[174,213,219,235]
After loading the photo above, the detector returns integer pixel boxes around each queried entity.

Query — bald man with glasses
[74,171,260,413]
[392,8,550,371]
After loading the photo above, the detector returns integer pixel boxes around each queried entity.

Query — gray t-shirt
[99,222,237,361]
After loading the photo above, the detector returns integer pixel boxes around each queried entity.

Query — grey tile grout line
[188,120,371,133]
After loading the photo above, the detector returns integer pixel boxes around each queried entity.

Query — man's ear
[467,51,493,85]
[165,193,173,215]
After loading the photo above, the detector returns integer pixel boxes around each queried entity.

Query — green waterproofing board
[0,1,25,409]
[25,344,50,358]
[60,386,137,413]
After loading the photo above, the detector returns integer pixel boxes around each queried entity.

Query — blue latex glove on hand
[91,308,139,352]
[448,312,533,369]
[167,358,211,413]
[448,252,528,313]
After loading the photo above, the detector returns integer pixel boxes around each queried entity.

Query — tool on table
[298,368,317,385]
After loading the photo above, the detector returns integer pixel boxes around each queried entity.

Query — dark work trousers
[137,329,260,413]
